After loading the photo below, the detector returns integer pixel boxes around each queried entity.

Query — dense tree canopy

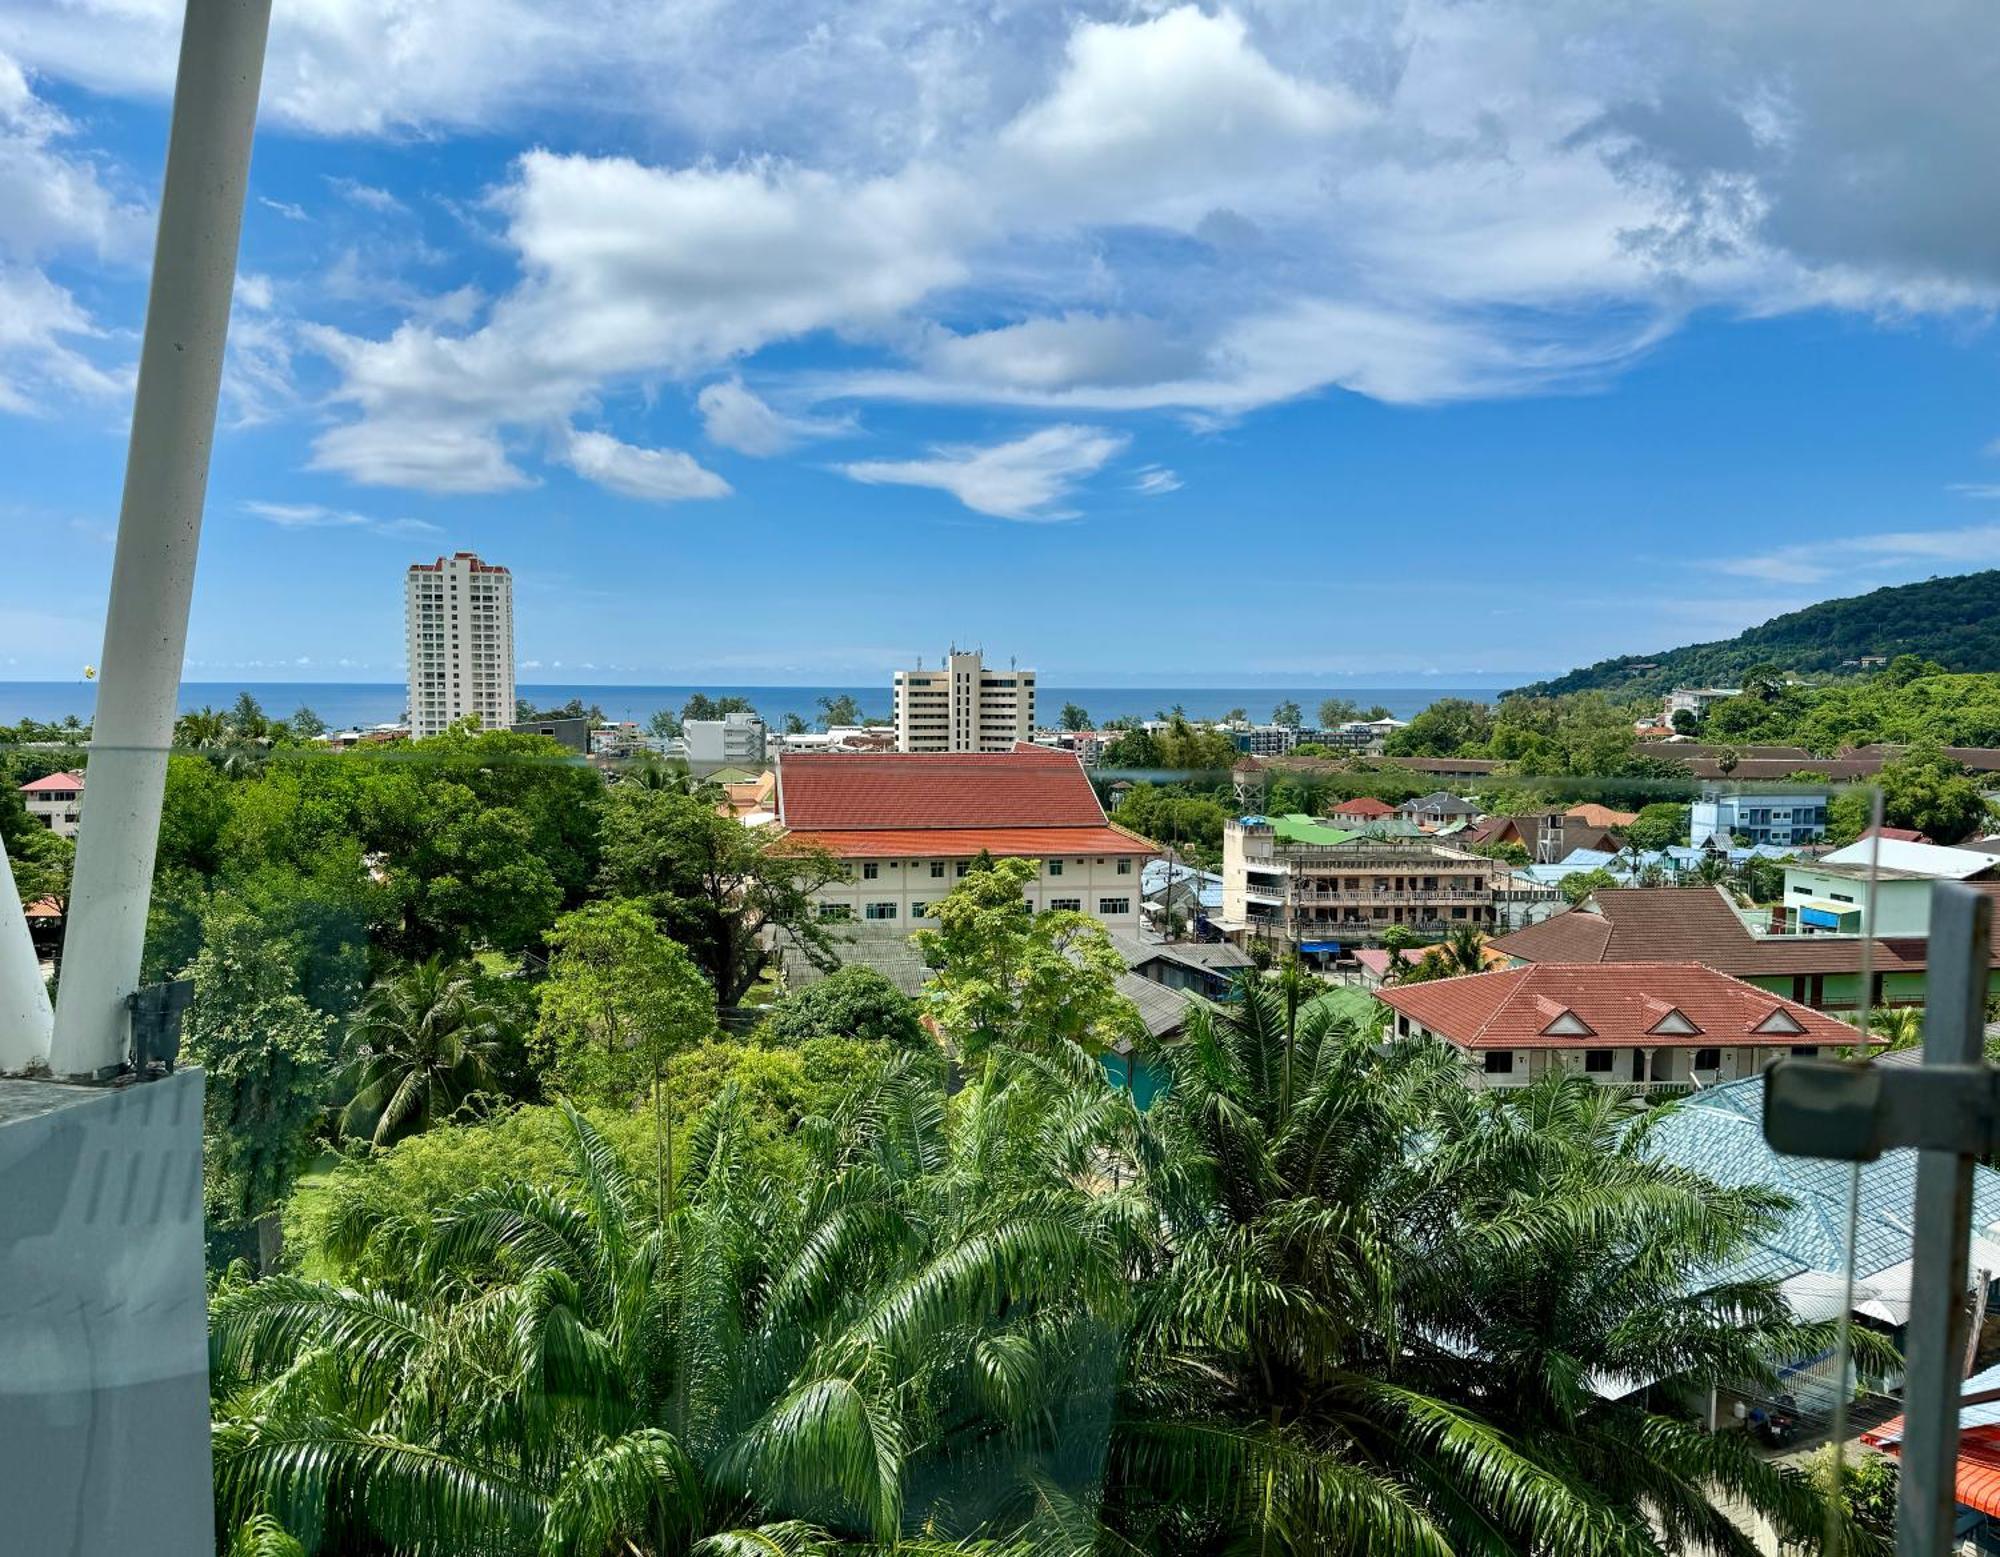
[756,965,925,1048]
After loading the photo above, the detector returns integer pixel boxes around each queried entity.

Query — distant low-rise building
[1328,795,1397,827]
[1779,836,1998,936]
[1663,686,1741,725]
[683,712,768,775]
[509,715,591,753]
[19,770,84,837]
[1463,811,1622,863]
[774,745,1155,932]
[1378,961,1864,1091]
[1398,791,1482,828]
[1689,786,1828,847]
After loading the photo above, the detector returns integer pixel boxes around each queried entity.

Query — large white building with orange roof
[774,745,1155,931]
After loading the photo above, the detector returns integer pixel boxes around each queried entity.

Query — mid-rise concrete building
[892,650,1035,753]
[1689,787,1828,847]
[406,551,514,739]
[683,712,768,775]
[18,771,84,837]
[1220,816,1500,950]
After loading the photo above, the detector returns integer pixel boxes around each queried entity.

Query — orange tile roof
[1331,796,1396,818]
[1566,803,1639,828]
[781,825,1156,860]
[776,745,1107,830]
[1376,961,1861,1050]
[1863,1424,2000,1519]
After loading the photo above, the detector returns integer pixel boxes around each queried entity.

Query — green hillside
[1511,570,2000,698]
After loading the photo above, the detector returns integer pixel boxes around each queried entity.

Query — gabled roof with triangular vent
[1378,962,1863,1051]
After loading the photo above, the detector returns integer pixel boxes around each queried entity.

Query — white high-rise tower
[892,648,1035,752]
[406,551,515,738]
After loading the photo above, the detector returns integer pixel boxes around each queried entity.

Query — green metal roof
[1274,814,1358,846]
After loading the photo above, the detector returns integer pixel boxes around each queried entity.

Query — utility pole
[48,0,273,1077]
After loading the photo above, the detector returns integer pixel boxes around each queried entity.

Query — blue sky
[3,0,1999,685]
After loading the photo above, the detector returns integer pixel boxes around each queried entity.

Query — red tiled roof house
[1377,961,1865,1090]
[774,745,1157,931]
[19,769,84,838]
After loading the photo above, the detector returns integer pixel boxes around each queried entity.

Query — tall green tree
[596,786,845,1008]
[1059,701,1091,731]
[758,965,925,1048]
[914,856,1142,1063]
[816,693,862,728]
[1271,700,1304,728]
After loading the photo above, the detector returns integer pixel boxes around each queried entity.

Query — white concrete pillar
[49,0,272,1078]
[0,836,54,1069]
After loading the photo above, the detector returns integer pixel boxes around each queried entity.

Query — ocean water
[0,680,1504,733]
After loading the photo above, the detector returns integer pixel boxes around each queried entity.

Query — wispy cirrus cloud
[1133,465,1183,495]
[1714,522,2000,585]
[243,500,440,537]
[839,424,1127,519]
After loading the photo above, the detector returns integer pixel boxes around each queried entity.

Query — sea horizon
[0,679,1523,732]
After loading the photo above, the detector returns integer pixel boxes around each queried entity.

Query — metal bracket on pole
[1763,881,1994,1556]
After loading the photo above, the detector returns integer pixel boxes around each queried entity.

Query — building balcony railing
[1289,887,1494,905]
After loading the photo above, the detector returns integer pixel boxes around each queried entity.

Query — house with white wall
[18,771,84,838]
[1377,961,1866,1091]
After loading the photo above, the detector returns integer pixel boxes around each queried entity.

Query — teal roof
[1273,813,1358,846]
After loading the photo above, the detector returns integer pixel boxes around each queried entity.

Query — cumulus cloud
[243,500,440,537]
[0,50,145,411]
[21,2,2000,512]
[839,424,1127,519]
[695,377,850,456]
[562,428,731,502]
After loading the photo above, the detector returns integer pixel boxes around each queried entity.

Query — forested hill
[1511,571,2000,698]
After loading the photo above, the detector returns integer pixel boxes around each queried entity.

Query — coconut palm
[1104,979,1885,1556]
[1869,1005,1925,1051]
[214,1052,1143,1555]
[337,958,509,1147]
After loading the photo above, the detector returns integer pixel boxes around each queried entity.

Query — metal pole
[0,835,54,1068]
[48,0,272,1078]
[1897,881,1993,1557]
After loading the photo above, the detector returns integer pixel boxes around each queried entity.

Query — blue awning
[1299,940,1343,954]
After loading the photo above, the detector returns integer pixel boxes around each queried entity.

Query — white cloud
[1133,466,1182,496]
[0,50,145,411]
[1948,483,2000,499]
[839,424,1126,519]
[326,175,407,214]
[258,195,308,222]
[243,499,440,537]
[696,377,849,456]
[1715,523,2000,585]
[562,428,731,503]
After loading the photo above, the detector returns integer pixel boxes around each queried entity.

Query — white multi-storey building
[773,746,1154,933]
[683,713,768,774]
[406,552,515,739]
[19,771,84,837]
[892,650,1035,752]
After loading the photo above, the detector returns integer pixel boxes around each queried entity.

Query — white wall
[809,851,1146,933]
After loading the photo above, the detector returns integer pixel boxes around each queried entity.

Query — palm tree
[1869,1005,1924,1051]
[1104,980,1883,1555]
[337,958,508,1147]
[215,1054,1142,1554]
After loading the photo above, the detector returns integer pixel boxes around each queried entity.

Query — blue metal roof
[1632,1069,2000,1289]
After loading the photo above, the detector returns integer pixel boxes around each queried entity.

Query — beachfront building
[773,745,1154,931]
[1377,961,1862,1092]
[406,551,515,739]
[891,649,1035,753]
[1219,815,1499,952]
[683,712,768,776]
